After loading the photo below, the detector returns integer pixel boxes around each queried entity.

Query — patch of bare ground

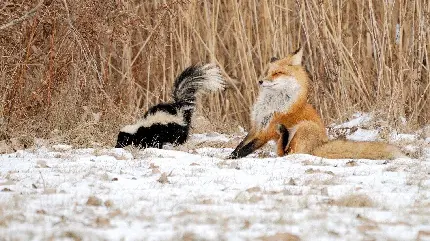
[86,196,102,206]
[260,233,301,241]
[335,194,375,208]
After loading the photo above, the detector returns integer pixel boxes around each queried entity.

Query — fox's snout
[258,79,277,88]
[259,80,272,87]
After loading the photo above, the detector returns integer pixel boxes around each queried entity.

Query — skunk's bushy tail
[172,64,225,104]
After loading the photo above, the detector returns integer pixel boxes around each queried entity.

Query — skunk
[115,64,225,149]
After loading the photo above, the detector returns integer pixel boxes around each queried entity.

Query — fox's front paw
[226,153,237,159]
[276,124,287,134]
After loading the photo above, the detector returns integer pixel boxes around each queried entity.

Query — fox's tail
[276,123,405,160]
[172,64,225,105]
[312,140,406,160]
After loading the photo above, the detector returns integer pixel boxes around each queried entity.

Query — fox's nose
[258,80,264,85]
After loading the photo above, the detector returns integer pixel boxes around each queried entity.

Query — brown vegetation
[1,0,429,147]
[335,194,374,207]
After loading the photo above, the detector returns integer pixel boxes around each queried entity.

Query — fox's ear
[290,46,303,65]
[270,57,279,63]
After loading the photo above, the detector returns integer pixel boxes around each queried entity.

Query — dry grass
[86,196,102,206]
[335,194,374,207]
[260,233,301,241]
[1,0,429,147]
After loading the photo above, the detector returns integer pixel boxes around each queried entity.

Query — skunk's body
[115,64,224,149]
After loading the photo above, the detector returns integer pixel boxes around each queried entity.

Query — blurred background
[1,0,429,147]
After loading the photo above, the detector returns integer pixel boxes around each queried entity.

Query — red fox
[229,47,404,160]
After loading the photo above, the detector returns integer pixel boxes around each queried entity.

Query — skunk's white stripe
[121,110,187,134]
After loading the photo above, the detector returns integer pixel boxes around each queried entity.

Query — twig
[38,170,46,190]
[0,0,44,31]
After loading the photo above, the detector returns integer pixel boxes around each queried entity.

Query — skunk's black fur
[115,64,224,149]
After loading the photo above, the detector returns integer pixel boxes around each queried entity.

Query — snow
[390,132,418,143]
[1,115,430,241]
[330,112,373,129]
[190,132,231,143]
[346,128,380,141]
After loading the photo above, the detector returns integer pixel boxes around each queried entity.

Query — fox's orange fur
[229,47,404,160]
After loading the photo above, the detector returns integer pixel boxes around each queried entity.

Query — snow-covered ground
[1,114,430,241]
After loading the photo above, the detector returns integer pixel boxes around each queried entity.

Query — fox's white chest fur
[251,76,302,129]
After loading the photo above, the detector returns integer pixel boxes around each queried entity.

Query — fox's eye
[272,72,284,77]
[270,57,279,63]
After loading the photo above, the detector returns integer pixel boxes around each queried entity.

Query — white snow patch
[190,132,230,143]
[390,132,418,142]
[346,128,380,141]
[51,144,73,151]
[0,114,429,241]
[331,112,372,129]
[194,147,233,158]
[1,144,429,241]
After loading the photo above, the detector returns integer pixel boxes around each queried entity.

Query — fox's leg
[276,124,290,156]
[288,121,327,154]
[228,131,271,159]
[230,133,252,153]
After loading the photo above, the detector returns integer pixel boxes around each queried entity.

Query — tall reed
[1,0,428,145]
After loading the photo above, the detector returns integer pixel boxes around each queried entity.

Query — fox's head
[251,46,311,127]
[259,47,309,98]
